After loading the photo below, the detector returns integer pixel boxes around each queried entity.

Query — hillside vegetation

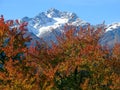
[0,16,120,90]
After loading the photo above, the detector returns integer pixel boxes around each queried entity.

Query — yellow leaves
[43,64,58,80]
[45,82,54,90]
[0,29,3,37]
[109,73,120,89]
[42,81,54,90]
[80,78,89,90]
[0,58,37,90]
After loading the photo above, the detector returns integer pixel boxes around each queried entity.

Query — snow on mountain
[18,8,120,48]
[105,23,120,32]
[37,18,68,37]
[99,23,120,48]
[20,8,88,44]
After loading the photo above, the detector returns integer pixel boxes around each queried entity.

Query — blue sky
[0,0,120,24]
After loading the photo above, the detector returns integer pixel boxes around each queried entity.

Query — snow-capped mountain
[99,23,120,48]
[20,8,88,44]
[17,8,120,48]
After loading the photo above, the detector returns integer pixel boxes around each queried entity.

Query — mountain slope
[99,23,120,48]
[20,8,88,44]
[18,8,120,48]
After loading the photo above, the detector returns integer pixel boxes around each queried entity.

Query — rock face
[99,23,120,48]
[20,8,88,44]
[14,8,120,48]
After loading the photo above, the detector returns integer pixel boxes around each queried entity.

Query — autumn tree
[0,15,119,90]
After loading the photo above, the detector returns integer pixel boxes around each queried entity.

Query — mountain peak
[19,8,88,44]
[47,8,60,13]
[106,22,120,32]
[99,22,120,48]
[19,9,120,48]
[46,8,61,18]
[46,8,78,20]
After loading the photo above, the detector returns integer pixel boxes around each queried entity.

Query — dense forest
[0,16,120,90]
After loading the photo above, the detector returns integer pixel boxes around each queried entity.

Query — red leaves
[0,15,31,59]
[19,22,28,31]
[0,15,120,89]
[15,19,20,24]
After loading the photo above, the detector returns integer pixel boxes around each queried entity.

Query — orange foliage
[0,16,120,90]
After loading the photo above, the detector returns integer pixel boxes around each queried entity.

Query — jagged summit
[21,8,80,25]
[19,8,88,45]
[46,8,61,18]
[46,8,78,20]
[21,8,87,37]
[19,8,120,48]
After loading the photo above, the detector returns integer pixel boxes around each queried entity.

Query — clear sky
[0,0,120,24]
